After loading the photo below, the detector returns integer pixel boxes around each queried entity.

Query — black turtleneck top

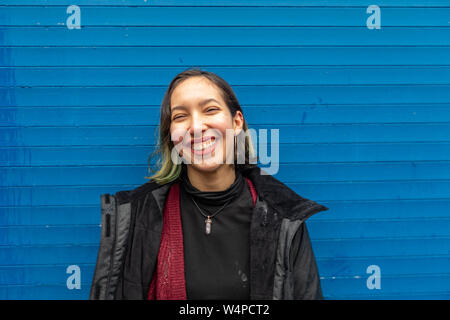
[179,165,253,300]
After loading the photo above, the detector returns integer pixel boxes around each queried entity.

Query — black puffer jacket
[89,165,329,300]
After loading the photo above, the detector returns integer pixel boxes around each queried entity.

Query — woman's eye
[206,107,218,112]
[173,114,185,120]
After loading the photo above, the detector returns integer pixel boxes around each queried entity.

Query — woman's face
[169,76,243,173]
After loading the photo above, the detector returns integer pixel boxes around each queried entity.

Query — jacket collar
[239,165,328,221]
[122,165,328,222]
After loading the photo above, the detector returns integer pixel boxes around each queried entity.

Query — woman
[89,69,328,300]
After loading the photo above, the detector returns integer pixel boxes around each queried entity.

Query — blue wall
[1,0,450,299]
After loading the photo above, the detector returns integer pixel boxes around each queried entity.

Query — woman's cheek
[170,125,189,158]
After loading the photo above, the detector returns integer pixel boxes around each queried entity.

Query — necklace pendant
[205,217,212,235]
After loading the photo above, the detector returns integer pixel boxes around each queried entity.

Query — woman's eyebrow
[199,98,221,107]
[172,98,222,111]
[171,105,188,113]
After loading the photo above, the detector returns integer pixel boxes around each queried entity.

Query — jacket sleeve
[89,194,116,300]
[89,193,133,299]
[290,222,323,300]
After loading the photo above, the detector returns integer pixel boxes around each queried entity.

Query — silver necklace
[190,197,233,235]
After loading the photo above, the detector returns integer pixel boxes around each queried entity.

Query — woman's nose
[188,114,207,136]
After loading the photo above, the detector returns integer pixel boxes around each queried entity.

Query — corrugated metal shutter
[1,0,449,299]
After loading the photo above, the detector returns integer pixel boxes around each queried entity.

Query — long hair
[145,68,257,185]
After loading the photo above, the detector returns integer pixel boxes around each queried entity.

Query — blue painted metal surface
[1,1,450,299]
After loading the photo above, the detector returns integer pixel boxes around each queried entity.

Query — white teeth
[192,139,215,151]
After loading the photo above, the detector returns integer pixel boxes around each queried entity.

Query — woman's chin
[190,162,220,173]
[187,157,227,173]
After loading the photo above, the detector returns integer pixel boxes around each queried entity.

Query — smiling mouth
[190,137,217,155]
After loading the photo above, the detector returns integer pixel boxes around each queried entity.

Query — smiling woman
[147,69,256,188]
[89,68,329,300]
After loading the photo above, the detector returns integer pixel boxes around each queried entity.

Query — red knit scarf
[147,178,257,300]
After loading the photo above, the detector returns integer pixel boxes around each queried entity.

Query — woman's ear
[233,110,244,136]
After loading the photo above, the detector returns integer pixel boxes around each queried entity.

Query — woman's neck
[186,165,236,192]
